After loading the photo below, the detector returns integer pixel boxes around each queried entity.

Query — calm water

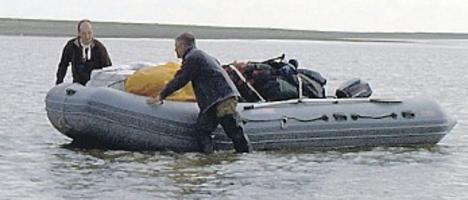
[1,36,467,199]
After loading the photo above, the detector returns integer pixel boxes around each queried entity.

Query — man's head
[77,19,93,45]
[175,32,196,58]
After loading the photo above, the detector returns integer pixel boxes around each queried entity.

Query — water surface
[0,36,467,199]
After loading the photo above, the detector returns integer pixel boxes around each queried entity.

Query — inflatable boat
[46,79,457,152]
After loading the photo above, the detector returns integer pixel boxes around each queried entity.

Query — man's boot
[230,128,253,153]
[196,133,214,154]
[220,115,253,153]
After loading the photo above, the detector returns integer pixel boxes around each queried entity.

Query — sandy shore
[1,18,468,41]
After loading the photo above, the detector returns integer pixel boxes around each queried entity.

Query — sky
[1,0,467,33]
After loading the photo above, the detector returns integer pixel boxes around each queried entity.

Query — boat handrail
[243,98,402,110]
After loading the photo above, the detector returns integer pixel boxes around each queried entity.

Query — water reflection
[51,143,454,199]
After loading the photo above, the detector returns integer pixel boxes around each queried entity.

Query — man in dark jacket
[56,19,112,85]
[147,32,252,153]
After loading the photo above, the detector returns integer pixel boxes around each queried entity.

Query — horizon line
[3,17,468,35]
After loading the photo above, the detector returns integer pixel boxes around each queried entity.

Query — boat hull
[45,83,456,152]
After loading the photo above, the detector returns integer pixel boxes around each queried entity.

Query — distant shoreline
[2,18,468,41]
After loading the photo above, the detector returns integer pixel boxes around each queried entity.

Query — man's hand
[147,96,163,105]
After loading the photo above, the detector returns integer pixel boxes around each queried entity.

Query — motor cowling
[335,78,372,98]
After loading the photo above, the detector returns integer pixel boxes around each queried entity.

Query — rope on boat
[242,111,406,128]
[350,113,398,120]
[107,79,126,88]
[242,115,329,129]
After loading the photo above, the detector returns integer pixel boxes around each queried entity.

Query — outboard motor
[335,78,372,98]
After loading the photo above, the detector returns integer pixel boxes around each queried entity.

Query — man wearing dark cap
[147,32,252,153]
[56,19,112,85]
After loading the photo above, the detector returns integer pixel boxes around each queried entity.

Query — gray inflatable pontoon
[45,83,456,152]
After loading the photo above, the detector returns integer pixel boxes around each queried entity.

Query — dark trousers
[196,98,252,153]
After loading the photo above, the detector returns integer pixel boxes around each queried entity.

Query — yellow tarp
[124,62,196,101]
